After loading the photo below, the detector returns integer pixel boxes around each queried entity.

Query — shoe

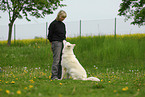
[51,76,58,80]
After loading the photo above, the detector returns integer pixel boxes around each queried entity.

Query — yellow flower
[29,80,35,83]
[29,85,33,88]
[0,89,2,91]
[59,83,62,85]
[24,70,27,73]
[34,77,36,79]
[101,79,103,82]
[24,87,27,90]
[5,81,9,83]
[11,81,15,84]
[122,87,128,91]
[49,76,51,79]
[113,90,117,93]
[15,78,18,80]
[58,94,62,97]
[6,90,10,94]
[13,75,16,78]
[17,90,21,94]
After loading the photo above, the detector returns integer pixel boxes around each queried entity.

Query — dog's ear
[73,44,76,46]
[63,40,67,45]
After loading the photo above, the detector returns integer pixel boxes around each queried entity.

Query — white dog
[61,40,100,81]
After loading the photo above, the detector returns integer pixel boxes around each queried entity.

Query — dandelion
[24,70,27,73]
[5,81,9,83]
[122,87,128,91]
[59,83,62,85]
[113,90,117,93]
[15,78,18,80]
[24,87,27,90]
[17,90,21,94]
[11,81,15,84]
[108,81,111,83]
[34,77,36,79]
[6,90,10,94]
[13,75,16,78]
[101,79,103,82]
[29,79,35,83]
[29,85,33,88]
[58,94,62,97]
[49,76,51,79]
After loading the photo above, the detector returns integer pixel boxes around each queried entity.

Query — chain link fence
[0,18,145,41]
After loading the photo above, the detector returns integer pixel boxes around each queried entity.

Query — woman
[47,10,67,80]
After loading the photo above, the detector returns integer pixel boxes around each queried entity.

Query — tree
[0,0,65,46]
[118,0,145,26]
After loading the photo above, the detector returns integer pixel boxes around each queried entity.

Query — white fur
[61,40,100,81]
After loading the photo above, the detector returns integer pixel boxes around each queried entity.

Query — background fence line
[0,18,145,41]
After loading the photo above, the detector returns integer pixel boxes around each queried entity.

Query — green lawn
[0,34,145,97]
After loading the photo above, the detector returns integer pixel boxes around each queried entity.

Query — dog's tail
[85,77,100,81]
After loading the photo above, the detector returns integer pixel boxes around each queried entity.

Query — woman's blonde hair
[56,10,67,20]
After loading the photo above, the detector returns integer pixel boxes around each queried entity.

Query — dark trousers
[51,41,63,79]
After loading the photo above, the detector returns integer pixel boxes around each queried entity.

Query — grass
[0,34,145,97]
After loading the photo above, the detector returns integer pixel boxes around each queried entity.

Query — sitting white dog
[61,40,100,81]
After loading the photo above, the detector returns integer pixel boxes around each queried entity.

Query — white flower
[24,67,27,70]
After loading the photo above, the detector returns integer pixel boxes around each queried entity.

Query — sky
[0,0,123,25]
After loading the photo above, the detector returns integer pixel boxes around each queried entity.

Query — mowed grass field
[0,34,145,97]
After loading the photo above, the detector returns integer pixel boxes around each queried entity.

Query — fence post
[14,24,16,44]
[114,18,117,38]
[46,22,48,44]
[80,20,81,38]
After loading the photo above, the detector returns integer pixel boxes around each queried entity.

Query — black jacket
[47,20,66,42]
